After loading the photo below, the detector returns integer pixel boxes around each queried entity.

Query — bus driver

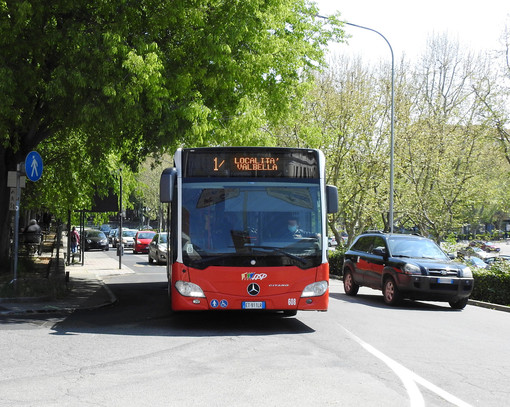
[285,216,319,240]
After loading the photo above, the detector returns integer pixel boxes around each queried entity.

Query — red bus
[160,147,338,314]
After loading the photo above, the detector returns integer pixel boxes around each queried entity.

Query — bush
[328,247,345,276]
[471,262,510,306]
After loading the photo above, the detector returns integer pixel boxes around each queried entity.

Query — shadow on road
[47,281,315,337]
[329,291,458,312]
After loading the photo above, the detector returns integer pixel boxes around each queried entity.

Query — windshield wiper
[189,252,238,268]
[249,246,307,265]
[188,245,310,268]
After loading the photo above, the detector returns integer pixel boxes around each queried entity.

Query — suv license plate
[437,278,454,284]
[242,301,266,309]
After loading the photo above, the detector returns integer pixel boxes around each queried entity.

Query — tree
[132,155,174,230]
[0,0,344,270]
[273,56,391,244]
[395,35,501,241]
[275,34,510,243]
[473,20,510,166]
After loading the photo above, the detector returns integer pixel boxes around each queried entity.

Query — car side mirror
[372,247,387,258]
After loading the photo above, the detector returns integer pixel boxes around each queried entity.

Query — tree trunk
[0,147,28,274]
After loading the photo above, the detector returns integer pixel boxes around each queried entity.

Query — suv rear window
[351,236,387,254]
[351,236,373,252]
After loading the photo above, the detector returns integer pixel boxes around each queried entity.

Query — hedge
[471,263,510,306]
[328,249,345,276]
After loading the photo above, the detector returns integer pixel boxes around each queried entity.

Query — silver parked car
[148,233,168,264]
[118,229,137,249]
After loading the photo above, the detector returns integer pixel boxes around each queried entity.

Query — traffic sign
[25,151,43,182]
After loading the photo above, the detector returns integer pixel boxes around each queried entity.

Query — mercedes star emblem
[247,283,260,296]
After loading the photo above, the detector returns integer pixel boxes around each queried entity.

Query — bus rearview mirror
[326,185,338,214]
[160,167,177,203]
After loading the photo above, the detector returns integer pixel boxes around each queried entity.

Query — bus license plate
[242,301,266,309]
[437,278,454,284]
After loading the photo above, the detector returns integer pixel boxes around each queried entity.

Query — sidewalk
[0,239,134,316]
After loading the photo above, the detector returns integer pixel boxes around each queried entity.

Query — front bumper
[135,244,150,252]
[86,242,109,250]
[171,289,329,312]
[397,274,474,301]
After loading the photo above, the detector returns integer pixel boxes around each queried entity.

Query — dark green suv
[343,232,474,309]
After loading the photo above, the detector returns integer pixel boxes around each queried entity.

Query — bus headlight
[301,281,328,297]
[175,281,205,297]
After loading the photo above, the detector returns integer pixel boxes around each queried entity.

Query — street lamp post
[118,168,123,270]
[318,17,395,232]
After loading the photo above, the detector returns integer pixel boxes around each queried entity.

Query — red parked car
[481,242,500,253]
[133,230,156,254]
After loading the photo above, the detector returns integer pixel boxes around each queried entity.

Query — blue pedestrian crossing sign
[25,151,43,182]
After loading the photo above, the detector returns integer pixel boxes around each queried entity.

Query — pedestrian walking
[70,226,80,262]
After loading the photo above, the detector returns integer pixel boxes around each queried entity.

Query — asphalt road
[1,248,509,406]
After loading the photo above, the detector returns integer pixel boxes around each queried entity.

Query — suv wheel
[449,297,468,310]
[343,269,359,296]
[383,276,401,305]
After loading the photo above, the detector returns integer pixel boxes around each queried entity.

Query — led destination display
[182,148,319,179]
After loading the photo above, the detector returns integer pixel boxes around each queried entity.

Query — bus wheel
[283,310,297,317]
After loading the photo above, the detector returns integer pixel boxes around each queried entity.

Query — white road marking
[343,327,473,407]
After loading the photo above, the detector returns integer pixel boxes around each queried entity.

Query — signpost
[25,151,43,182]
[12,151,43,290]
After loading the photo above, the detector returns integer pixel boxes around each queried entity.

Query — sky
[315,0,510,64]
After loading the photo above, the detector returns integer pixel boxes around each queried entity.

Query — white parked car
[120,229,137,248]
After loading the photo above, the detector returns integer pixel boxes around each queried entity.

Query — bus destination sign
[182,148,319,179]
[216,156,279,172]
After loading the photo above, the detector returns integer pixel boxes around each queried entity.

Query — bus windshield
[181,181,322,269]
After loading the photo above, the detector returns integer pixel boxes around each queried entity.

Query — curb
[468,299,510,313]
[0,278,118,316]
[0,295,52,304]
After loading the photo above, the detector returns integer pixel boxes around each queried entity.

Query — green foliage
[278,34,510,241]
[441,233,460,254]
[328,247,345,276]
[274,57,392,239]
[131,155,174,226]
[472,263,510,306]
[0,0,346,267]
